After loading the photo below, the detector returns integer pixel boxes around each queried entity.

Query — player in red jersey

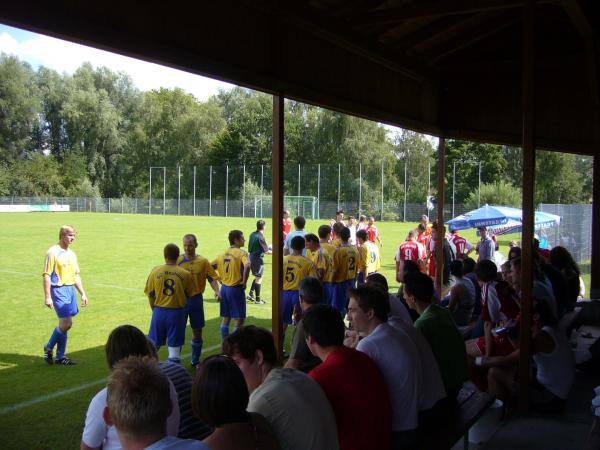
[395,230,424,281]
[282,210,292,242]
[366,216,383,247]
[448,226,474,259]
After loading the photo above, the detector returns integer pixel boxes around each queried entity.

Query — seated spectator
[534,251,568,319]
[446,260,476,326]
[510,257,557,319]
[81,325,180,450]
[366,273,411,326]
[223,326,339,450]
[304,304,392,450]
[346,285,421,449]
[508,246,521,261]
[403,272,468,401]
[104,356,208,450]
[549,246,581,312]
[463,257,482,318]
[285,277,324,372]
[192,355,280,450]
[366,275,446,417]
[397,259,424,323]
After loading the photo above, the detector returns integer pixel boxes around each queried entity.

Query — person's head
[222,326,277,392]
[336,210,344,221]
[449,259,464,278]
[500,260,512,283]
[283,210,290,219]
[318,224,332,240]
[532,297,559,330]
[228,230,245,247]
[346,284,390,333]
[192,355,249,428]
[293,216,306,230]
[508,246,521,260]
[304,233,320,252]
[403,259,420,275]
[449,225,457,234]
[332,221,345,238]
[256,220,265,231]
[510,257,522,289]
[407,229,417,241]
[302,304,345,353]
[339,227,350,243]
[105,325,153,370]
[368,216,375,225]
[509,240,519,248]
[421,215,429,225]
[299,276,323,309]
[402,271,434,309]
[366,272,389,292]
[290,235,306,253]
[347,216,355,225]
[478,226,488,239]
[463,257,476,274]
[475,259,498,283]
[59,225,76,246]
[183,234,198,257]
[549,246,580,275]
[163,243,180,263]
[104,356,171,440]
[359,215,367,223]
[417,223,426,233]
[356,229,367,244]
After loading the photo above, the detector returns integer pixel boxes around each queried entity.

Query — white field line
[0,269,141,292]
[0,344,221,415]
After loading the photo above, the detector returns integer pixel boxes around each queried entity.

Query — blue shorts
[220,285,246,320]
[323,282,334,306]
[357,272,364,284]
[51,285,78,318]
[282,290,300,325]
[149,306,186,347]
[332,280,355,315]
[185,294,205,329]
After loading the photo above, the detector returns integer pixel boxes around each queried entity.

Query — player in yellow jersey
[356,229,381,284]
[42,225,89,365]
[331,222,345,248]
[305,233,334,304]
[177,234,221,367]
[332,227,359,315]
[283,236,317,340]
[212,230,250,341]
[318,224,336,256]
[145,243,193,363]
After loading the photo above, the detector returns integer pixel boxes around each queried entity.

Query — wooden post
[592,157,600,298]
[435,137,445,295]
[518,0,535,414]
[272,94,285,360]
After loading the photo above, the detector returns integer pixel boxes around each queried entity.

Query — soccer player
[448,226,474,259]
[177,234,221,367]
[145,243,193,364]
[357,215,368,231]
[366,216,383,247]
[331,221,346,248]
[347,215,357,245]
[331,227,359,315]
[330,209,344,229]
[283,216,306,256]
[43,225,88,365]
[212,230,250,341]
[318,224,336,256]
[396,230,425,282]
[282,210,292,242]
[283,236,317,339]
[305,233,334,304]
[247,220,270,304]
[356,229,381,284]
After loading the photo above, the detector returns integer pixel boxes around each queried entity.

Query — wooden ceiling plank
[561,0,596,39]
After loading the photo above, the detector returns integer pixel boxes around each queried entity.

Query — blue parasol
[446,204,560,233]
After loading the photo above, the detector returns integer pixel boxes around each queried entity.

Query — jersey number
[285,266,296,283]
[370,253,377,264]
[162,278,176,296]
[224,258,231,273]
[348,256,356,271]
[404,249,412,260]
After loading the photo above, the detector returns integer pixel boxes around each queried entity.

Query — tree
[535,151,582,204]
[464,181,521,209]
[392,130,435,203]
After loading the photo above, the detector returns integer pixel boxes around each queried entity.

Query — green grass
[0,213,588,449]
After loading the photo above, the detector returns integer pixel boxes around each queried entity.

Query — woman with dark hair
[193,356,280,450]
[549,246,581,311]
[507,246,521,261]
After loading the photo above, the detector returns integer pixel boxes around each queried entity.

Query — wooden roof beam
[561,0,596,40]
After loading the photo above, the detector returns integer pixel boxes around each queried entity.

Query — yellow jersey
[358,241,381,274]
[212,247,249,287]
[177,254,220,296]
[307,247,333,283]
[333,245,359,282]
[332,239,342,248]
[43,244,79,286]
[144,264,192,308]
[283,254,317,290]
[321,242,336,256]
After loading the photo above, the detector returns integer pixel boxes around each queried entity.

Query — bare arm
[242,263,250,287]
[74,274,88,307]
[209,279,220,299]
[395,259,403,283]
[284,358,301,369]
[481,348,520,368]
[43,274,53,309]
[448,284,463,311]
[483,321,494,357]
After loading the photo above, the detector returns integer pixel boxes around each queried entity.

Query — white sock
[167,346,181,360]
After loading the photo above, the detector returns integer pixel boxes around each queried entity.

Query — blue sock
[191,338,203,365]
[56,331,68,360]
[46,327,62,351]
[220,325,229,341]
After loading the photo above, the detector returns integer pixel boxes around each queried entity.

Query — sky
[0,23,234,101]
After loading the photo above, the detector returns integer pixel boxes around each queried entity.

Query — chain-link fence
[539,203,592,263]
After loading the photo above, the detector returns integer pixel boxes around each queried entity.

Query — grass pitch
[0,212,573,449]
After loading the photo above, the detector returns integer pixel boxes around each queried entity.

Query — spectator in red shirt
[304,304,392,450]
[282,210,292,242]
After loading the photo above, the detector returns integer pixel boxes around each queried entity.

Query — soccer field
[0,212,495,449]
[0,212,422,449]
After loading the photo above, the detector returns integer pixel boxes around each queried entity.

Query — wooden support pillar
[589,43,600,298]
[518,0,535,414]
[272,94,284,360]
[435,137,446,295]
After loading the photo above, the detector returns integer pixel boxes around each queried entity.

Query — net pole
[381,161,384,221]
[148,167,152,215]
[121,196,123,214]
[478,161,482,208]
[428,161,431,214]
[193,166,196,216]
[337,163,341,211]
[359,163,362,216]
[163,167,166,215]
[177,164,181,215]
[452,161,456,218]
[260,164,264,218]
[226,164,229,217]
[209,165,212,217]
[297,164,301,216]
[109,197,111,213]
[317,163,321,206]
[403,160,407,221]
[243,164,246,218]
